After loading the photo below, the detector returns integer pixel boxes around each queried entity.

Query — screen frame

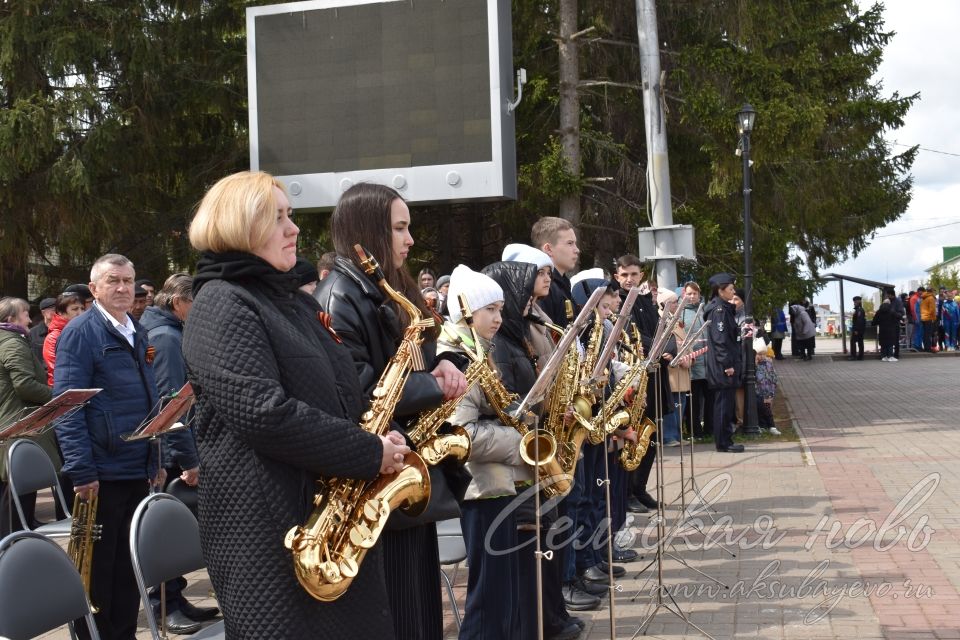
[246,0,516,209]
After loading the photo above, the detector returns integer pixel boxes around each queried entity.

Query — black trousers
[771,337,784,359]
[850,332,864,359]
[0,482,37,535]
[460,497,520,640]
[711,388,736,450]
[757,399,776,429]
[922,321,934,351]
[76,479,149,640]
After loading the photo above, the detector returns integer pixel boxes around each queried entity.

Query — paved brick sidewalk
[531,354,960,639]
[30,354,959,639]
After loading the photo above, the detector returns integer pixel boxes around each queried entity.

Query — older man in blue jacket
[54,253,163,640]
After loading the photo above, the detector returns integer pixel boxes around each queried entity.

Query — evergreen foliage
[0,0,915,316]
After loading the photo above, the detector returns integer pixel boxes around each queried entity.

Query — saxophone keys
[363,499,382,521]
[349,522,376,548]
[340,557,360,578]
[320,561,342,583]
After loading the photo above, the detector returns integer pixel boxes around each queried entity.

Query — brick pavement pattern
[31,354,960,639]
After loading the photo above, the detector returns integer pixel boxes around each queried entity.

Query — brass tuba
[284,245,432,602]
[67,493,101,613]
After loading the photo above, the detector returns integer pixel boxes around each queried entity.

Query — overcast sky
[812,0,960,309]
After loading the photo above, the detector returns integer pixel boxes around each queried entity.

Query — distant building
[925,246,960,277]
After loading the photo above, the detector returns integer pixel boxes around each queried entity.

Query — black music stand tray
[122,382,195,442]
[0,389,102,441]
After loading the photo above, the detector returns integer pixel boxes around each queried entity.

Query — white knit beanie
[447,264,504,323]
[570,267,606,287]
[501,243,554,271]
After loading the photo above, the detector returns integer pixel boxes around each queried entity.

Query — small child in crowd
[754,338,781,436]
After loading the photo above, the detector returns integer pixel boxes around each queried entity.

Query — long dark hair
[331,183,430,328]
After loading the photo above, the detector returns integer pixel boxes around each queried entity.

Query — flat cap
[707,272,735,288]
[39,297,57,310]
[63,283,93,301]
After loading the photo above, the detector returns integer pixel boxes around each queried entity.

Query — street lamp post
[739,103,761,437]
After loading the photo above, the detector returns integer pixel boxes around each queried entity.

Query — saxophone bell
[518,429,558,468]
[620,417,657,471]
[67,492,101,613]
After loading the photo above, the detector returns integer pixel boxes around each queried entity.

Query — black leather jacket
[315,256,442,418]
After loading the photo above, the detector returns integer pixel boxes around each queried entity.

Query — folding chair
[129,492,224,640]
[436,518,466,630]
[5,438,72,537]
[0,530,100,640]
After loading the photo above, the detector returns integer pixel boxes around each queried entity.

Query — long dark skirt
[383,524,443,640]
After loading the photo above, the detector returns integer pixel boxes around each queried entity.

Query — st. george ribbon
[669,303,712,367]
[511,286,607,420]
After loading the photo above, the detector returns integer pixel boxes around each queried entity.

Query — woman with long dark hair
[316,182,467,640]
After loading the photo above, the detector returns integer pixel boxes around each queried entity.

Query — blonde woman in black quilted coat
[181,171,410,640]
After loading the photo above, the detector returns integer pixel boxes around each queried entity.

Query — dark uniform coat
[182,252,392,640]
[703,296,741,390]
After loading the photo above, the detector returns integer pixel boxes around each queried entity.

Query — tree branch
[578,80,642,91]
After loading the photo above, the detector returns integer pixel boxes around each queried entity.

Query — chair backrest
[7,438,60,495]
[130,492,205,589]
[0,531,99,640]
[6,438,72,528]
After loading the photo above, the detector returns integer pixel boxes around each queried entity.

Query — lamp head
[738,103,757,134]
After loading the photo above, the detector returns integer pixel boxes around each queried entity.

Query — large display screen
[247,0,516,208]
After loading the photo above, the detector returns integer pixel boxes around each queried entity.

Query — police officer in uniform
[703,273,745,453]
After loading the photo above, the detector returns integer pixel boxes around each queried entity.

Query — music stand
[0,388,101,541]
[0,389,102,441]
[122,382,194,442]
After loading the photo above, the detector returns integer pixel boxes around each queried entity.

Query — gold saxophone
[528,332,598,499]
[617,327,656,471]
[405,332,475,466]
[67,493,101,613]
[284,245,432,602]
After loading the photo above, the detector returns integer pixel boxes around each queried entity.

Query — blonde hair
[531,216,575,249]
[189,171,287,253]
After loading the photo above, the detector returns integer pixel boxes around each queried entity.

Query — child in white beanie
[439,264,535,637]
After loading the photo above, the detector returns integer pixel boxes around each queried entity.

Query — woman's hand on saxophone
[430,359,468,400]
[623,427,638,443]
[379,432,411,475]
[74,481,99,501]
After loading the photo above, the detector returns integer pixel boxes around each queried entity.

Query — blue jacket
[53,304,159,485]
[140,306,199,471]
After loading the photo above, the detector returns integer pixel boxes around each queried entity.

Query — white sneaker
[888,357,898,362]
[881,357,889,362]
[768,427,782,436]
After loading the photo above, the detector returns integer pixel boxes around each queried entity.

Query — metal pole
[839,280,847,355]
[741,128,760,436]
[636,0,676,291]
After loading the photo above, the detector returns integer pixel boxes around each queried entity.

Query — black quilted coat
[182,252,394,640]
